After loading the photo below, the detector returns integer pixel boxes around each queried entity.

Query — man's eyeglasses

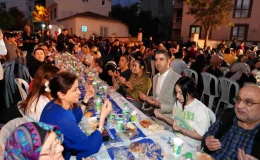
[234,96,260,107]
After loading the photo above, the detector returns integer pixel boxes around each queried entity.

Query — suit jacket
[152,68,181,114]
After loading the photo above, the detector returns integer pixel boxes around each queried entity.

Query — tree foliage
[0,9,15,30]
[185,0,233,48]
[111,4,160,38]
[33,4,49,23]
[8,7,27,30]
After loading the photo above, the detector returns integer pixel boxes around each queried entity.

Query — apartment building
[0,0,35,17]
[173,0,260,45]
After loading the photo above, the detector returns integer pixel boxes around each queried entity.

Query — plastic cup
[172,137,184,156]
[116,118,123,131]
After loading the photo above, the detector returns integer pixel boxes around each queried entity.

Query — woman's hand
[113,70,120,78]
[100,99,112,118]
[172,121,181,131]
[108,70,113,76]
[119,77,126,84]
[84,85,95,100]
[154,109,164,119]
[125,81,132,89]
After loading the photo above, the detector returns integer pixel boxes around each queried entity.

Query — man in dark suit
[56,29,68,53]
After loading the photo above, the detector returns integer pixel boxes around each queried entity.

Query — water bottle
[107,111,115,129]
[78,77,85,100]
[122,103,130,123]
[183,152,193,160]
[95,95,102,114]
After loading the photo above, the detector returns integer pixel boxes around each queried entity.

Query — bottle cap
[185,152,192,159]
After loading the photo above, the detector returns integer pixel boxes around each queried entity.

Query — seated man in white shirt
[170,51,187,75]
[139,50,181,118]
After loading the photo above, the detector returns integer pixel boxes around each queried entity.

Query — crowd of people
[0,25,260,160]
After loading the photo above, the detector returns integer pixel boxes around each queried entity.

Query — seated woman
[225,62,256,87]
[27,48,49,78]
[154,76,211,147]
[3,122,64,160]
[20,64,60,122]
[108,55,132,89]
[40,72,112,160]
[124,59,152,109]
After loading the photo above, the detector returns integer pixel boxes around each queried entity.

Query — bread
[140,119,152,128]
[84,112,93,118]
[196,152,214,160]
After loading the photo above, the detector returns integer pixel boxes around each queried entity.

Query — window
[234,0,252,18]
[102,0,105,5]
[82,0,88,2]
[29,6,31,11]
[54,8,57,19]
[0,3,6,9]
[231,24,249,41]
[50,10,53,20]
[189,25,201,38]
[100,27,108,36]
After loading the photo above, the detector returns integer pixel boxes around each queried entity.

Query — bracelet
[81,100,88,106]
[97,125,104,133]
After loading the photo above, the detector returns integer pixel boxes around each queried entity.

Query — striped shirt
[203,117,260,160]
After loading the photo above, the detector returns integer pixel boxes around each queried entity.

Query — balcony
[174,0,183,9]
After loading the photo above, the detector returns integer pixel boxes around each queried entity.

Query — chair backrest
[208,108,216,124]
[183,69,198,84]
[218,77,240,104]
[15,78,29,100]
[201,72,219,96]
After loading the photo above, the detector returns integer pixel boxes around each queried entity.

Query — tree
[8,7,27,30]
[0,9,15,30]
[185,0,233,48]
[33,4,49,24]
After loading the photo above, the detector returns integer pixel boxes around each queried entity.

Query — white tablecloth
[71,92,197,160]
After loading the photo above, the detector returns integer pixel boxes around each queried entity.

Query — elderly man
[202,84,260,160]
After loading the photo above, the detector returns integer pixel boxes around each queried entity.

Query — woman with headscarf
[3,122,64,160]
[203,55,223,78]
[225,62,256,87]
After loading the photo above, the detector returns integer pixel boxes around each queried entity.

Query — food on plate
[128,142,146,153]
[140,119,152,128]
[127,122,135,130]
[148,124,164,133]
[84,111,93,118]
[196,152,214,160]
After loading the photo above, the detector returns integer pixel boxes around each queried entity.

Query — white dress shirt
[155,68,170,99]
[0,39,7,80]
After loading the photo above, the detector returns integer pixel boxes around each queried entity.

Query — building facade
[0,0,35,17]
[141,0,174,40]
[173,0,260,45]
[46,0,112,25]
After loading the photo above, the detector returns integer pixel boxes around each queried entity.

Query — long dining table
[71,91,197,160]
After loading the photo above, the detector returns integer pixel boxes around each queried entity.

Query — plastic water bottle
[122,103,130,123]
[78,77,85,100]
[95,95,102,114]
[183,152,193,160]
[107,111,115,129]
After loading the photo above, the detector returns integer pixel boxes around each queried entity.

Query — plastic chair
[15,78,29,100]
[200,72,219,109]
[183,69,198,84]
[215,77,239,115]
[208,108,216,124]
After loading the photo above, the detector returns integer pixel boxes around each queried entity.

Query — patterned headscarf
[4,122,62,160]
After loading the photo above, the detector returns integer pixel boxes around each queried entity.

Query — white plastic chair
[183,69,198,84]
[15,78,29,100]
[200,72,219,109]
[208,108,216,124]
[215,77,239,114]
[141,87,152,111]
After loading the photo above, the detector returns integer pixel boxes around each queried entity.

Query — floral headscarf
[4,122,62,160]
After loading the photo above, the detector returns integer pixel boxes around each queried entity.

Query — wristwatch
[81,100,88,106]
